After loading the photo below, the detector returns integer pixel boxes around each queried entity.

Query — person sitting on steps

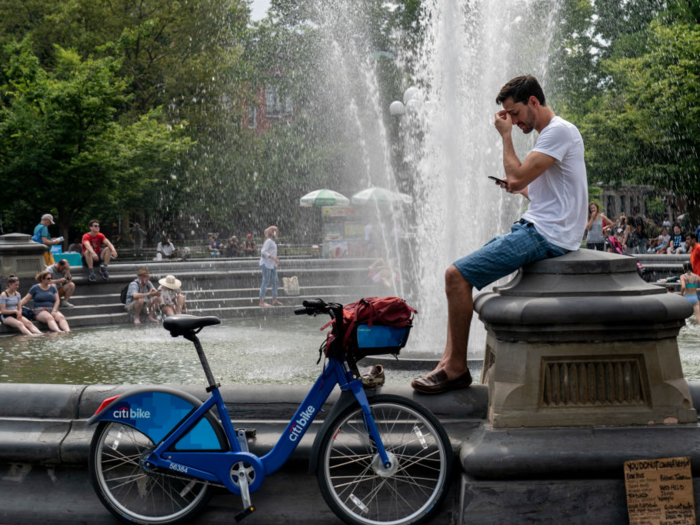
[20,271,71,333]
[124,268,162,324]
[82,219,118,282]
[46,259,76,308]
[411,75,587,395]
[158,275,188,317]
[1,275,43,336]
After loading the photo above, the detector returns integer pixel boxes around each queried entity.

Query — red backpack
[322,297,417,357]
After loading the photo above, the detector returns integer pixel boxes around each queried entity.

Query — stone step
[65,257,372,274]
[59,290,379,319]
[0,291,387,332]
[66,284,380,306]
[29,266,372,296]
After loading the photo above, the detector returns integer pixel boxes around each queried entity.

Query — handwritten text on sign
[624,457,695,525]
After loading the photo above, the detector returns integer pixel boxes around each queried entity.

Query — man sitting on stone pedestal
[411,75,588,394]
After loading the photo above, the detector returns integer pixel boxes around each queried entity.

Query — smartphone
[488,176,508,186]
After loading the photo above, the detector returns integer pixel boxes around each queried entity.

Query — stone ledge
[460,423,700,479]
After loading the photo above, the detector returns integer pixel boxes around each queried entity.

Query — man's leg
[131,299,144,324]
[100,250,111,279]
[101,248,112,266]
[147,297,161,322]
[63,282,75,301]
[84,253,98,281]
[433,266,474,379]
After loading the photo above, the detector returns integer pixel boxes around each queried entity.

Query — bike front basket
[353,324,411,359]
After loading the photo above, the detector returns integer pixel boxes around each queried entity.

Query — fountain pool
[2,317,700,385]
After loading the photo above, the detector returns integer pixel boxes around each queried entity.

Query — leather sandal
[361,365,385,388]
[411,369,472,395]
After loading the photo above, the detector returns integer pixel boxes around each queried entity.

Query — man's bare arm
[495,110,557,192]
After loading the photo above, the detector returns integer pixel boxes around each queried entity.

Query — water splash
[399,0,563,356]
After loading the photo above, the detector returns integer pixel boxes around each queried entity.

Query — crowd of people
[8,188,700,336]
[584,203,700,259]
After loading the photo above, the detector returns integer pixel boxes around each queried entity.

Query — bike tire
[317,394,453,525]
[89,421,212,525]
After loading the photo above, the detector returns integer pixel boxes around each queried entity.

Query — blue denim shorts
[453,220,569,290]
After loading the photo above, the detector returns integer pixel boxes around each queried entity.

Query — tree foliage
[0,39,193,239]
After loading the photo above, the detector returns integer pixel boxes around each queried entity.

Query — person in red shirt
[82,220,118,282]
[687,233,700,276]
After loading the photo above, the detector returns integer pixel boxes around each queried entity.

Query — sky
[250,0,271,21]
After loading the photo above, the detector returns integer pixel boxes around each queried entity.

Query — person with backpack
[123,268,161,324]
[411,75,587,394]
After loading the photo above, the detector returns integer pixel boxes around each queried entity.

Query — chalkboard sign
[624,457,695,525]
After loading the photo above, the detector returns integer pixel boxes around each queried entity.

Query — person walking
[584,202,612,251]
[680,262,700,325]
[1,276,43,336]
[411,75,587,394]
[259,226,283,307]
[20,271,70,332]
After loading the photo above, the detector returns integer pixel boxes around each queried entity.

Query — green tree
[580,20,700,221]
[0,39,194,242]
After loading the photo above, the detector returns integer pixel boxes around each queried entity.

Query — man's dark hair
[89,219,99,227]
[496,75,546,106]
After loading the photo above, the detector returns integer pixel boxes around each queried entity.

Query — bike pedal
[241,427,256,438]
[234,505,255,522]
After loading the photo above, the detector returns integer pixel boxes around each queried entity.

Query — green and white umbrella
[351,187,413,205]
[299,189,350,207]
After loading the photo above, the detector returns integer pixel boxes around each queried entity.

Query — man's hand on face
[495,110,513,136]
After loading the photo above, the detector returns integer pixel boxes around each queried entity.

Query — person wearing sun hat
[157,274,188,317]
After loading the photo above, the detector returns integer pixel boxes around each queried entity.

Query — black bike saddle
[163,314,221,337]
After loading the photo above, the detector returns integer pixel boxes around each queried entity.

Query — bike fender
[308,388,377,474]
[87,386,226,451]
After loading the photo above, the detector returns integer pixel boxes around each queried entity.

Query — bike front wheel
[89,422,212,525]
[317,395,453,525]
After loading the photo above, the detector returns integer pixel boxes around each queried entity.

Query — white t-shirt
[521,116,588,251]
[157,241,175,256]
[259,238,277,269]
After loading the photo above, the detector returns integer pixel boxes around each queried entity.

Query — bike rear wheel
[317,395,453,525]
[89,422,212,525]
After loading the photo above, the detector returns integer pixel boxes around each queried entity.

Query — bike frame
[142,356,391,494]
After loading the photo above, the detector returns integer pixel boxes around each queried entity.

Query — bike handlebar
[294,299,342,317]
[294,307,313,316]
[302,299,326,308]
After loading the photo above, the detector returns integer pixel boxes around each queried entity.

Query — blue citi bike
[87,299,453,525]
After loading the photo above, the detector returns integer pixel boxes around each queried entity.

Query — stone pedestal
[474,249,696,428]
[0,233,47,278]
